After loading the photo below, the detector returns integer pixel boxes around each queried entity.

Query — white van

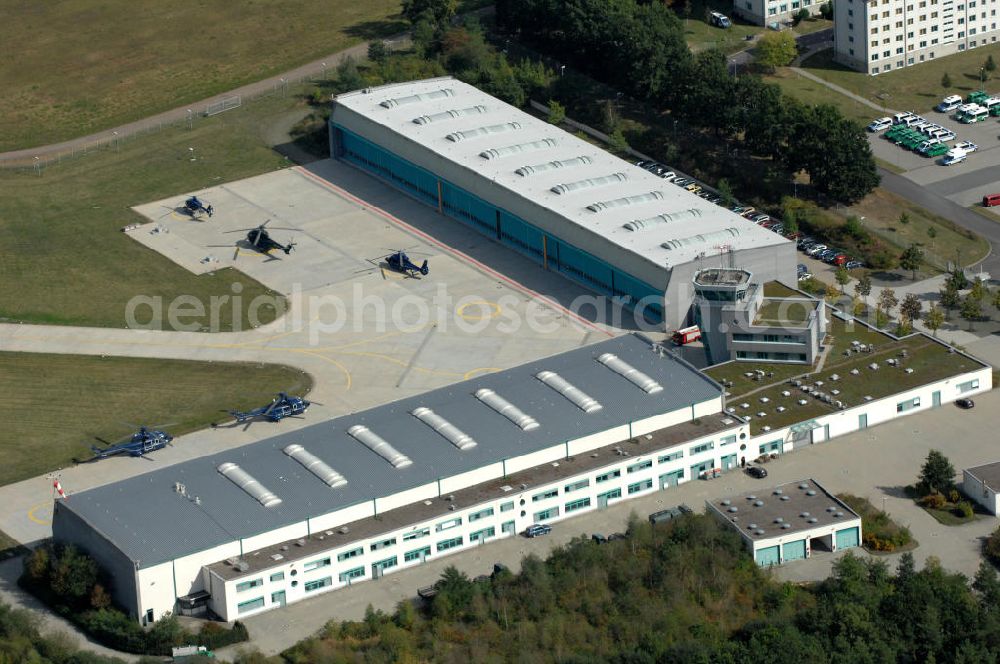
[902,115,926,127]
[937,95,962,112]
[942,147,968,165]
[961,107,989,123]
[893,112,915,124]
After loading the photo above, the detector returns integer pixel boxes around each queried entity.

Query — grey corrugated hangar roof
[60,334,721,567]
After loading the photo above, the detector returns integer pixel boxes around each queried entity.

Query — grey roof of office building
[59,334,722,568]
[332,77,789,269]
[965,461,1000,490]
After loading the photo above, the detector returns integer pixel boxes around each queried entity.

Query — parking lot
[220,388,1000,656]
[867,105,1000,209]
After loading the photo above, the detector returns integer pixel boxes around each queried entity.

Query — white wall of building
[963,469,1000,515]
[439,463,505,496]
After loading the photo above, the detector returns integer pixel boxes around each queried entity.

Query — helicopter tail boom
[419,260,429,275]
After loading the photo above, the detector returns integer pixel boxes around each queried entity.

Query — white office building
[834,0,1000,74]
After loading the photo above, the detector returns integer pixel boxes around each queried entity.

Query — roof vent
[597,353,662,394]
[411,407,477,450]
[446,122,521,142]
[550,172,627,195]
[217,462,283,508]
[808,517,818,524]
[800,512,810,518]
[773,489,783,495]
[748,523,758,530]
[271,554,284,561]
[754,529,766,536]
[515,155,592,177]
[536,371,602,413]
[806,490,817,496]
[379,88,454,108]
[348,425,413,468]
[280,546,289,552]
[500,485,513,493]
[799,483,809,490]
[780,495,791,501]
[662,227,741,251]
[235,561,249,572]
[479,138,557,160]
[283,444,348,488]
[623,208,702,232]
[781,523,792,529]
[754,500,764,507]
[586,190,664,213]
[411,105,487,125]
[295,539,306,547]
[475,389,539,430]
[721,499,731,506]
[338,526,350,534]
[728,506,738,513]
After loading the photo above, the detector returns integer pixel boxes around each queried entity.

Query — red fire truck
[671,325,701,345]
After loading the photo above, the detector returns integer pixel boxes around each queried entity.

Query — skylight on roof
[217,462,283,507]
[411,407,477,450]
[623,208,702,232]
[661,227,741,250]
[475,388,539,431]
[379,88,455,108]
[283,444,348,488]
[347,425,413,469]
[597,353,663,394]
[536,371,602,413]
[515,156,592,177]
[479,138,557,160]
[551,173,627,195]
[586,191,663,213]
[446,122,521,143]
[412,105,487,125]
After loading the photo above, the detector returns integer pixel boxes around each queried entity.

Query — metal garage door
[755,545,780,566]
[782,539,807,561]
[835,527,860,550]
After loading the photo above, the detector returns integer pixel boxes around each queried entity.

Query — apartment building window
[436,536,463,552]
[269,572,284,582]
[958,379,980,393]
[565,497,591,513]
[238,597,264,614]
[304,557,331,571]
[851,47,856,54]
[769,7,778,14]
[908,30,914,36]
[897,46,905,52]
[690,442,714,455]
[470,527,496,542]
[628,479,654,495]
[897,396,921,413]
[532,489,559,503]
[871,26,878,33]
[849,7,854,13]
[337,547,363,562]
[883,37,891,43]
[872,66,880,72]
[596,469,622,483]
[659,450,683,463]
[883,9,890,15]
[369,538,396,552]
[339,567,364,583]
[908,56,915,63]
[873,53,880,59]
[468,507,494,522]
[534,507,560,522]
[920,27,927,33]
[404,546,431,562]
[565,479,590,493]
[909,17,915,22]
[932,10,938,15]
[436,517,462,532]
[500,501,514,513]
[235,578,263,593]
[403,528,430,541]
[872,39,880,45]
[884,49,891,56]
[627,459,653,474]
[850,35,855,41]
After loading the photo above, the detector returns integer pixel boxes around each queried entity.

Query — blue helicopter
[226,392,311,426]
[387,250,429,278]
[83,425,175,461]
[184,196,214,218]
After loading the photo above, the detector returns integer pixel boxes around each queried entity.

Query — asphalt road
[877,166,998,273]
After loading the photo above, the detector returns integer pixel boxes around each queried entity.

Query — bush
[920,492,947,509]
[986,527,1000,566]
[955,501,974,519]
[949,489,961,503]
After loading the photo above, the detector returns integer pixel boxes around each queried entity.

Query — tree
[899,243,924,280]
[854,273,872,308]
[755,31,798,71]
[401,0,457,26]
[946,268,968,291]
[939,284,960,317]
[336,56,363,92]
[546,99,566,125]
[877,288,898,319]
[367,41,390,63]
[899,293,922,326]
[992,288,1000,318]
[942,72,953,89]
[986,54,997,73]
[608,127,629,155]
[961,293,983,330]
[793,7,811,24]
[717,178,735,207]
[820,1,833,19]
[845,215,865,239]
[919,449,955,494]
[835,266,850,293]
[970,277,988,301]
[927,226,937,239]
[898,211,910,225]
[923,303,945,337]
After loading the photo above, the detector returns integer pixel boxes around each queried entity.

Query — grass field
[765,68,875,126]
[0,352,311,486]
[683,0,831,54]
[799,45,1000,113]
[0,93,308,330]
[0,0,407,151]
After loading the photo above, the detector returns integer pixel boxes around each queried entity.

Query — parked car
[648,504,693,525]
[984,193,1000,208]
[937,95,962,112]
[955,398,975,409]
[867,117,892,132]
[806,245,827,256]
[798,272,813,281]
[797,263,808,273]
[709,10,732,27]
[591,533,608,544]
[706,194,723,204]
[942,148,968,165]
[954,141,978,153]
[524,524,552,538]
[746,466,768,479]
[752,214,771,223]
[608,532,627,542]
[660,171,676,181]
[685,183,703,193]
[739,207,757,217]
[845,260,865,269]
[672,177,692,187]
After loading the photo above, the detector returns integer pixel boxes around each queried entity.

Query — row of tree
[231,513,1000,663]
[495,0,879,203]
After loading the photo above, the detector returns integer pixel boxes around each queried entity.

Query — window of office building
[958,379,980,393]
[404,546,431,562]
[269,572,284,582]
[691,442,714,455]
[437,536,464,552]
[370,538,396,552]
[235,578,263,593]
[403,528,430,541]
[659,450,683,463]
[565,478,590,493]
[305,576,333,592]
[469,507,495,522]
[534,507,560,522]
[628,479,654,495]
[304,557,331,572]
[436,517,462,532]
[337,547,363,562]
[565,497,591,513]
[596,469,622,483]
[532,489,559,502]
[500,501,515,512]
[237,597,264,614]
[470,527,496,542]
[339,567,365,583]
[897,396,921,412]
[627,459,653,474]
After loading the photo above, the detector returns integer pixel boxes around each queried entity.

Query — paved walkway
[790,66,895,114]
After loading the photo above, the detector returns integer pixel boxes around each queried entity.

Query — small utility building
[963,462,1000,515]
[707,479,862,566]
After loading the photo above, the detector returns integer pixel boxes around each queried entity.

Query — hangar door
[755,545,780,566]
[782,539,807,562]
[835,527,860,550]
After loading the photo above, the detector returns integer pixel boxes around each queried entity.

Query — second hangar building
[329,77,796,329]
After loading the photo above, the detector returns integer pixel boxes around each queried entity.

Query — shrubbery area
[231,514,1000,663]
[910,450,978,525]
[838,493,914,552]
[21,543,248,656]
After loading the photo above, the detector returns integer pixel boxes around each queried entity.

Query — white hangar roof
[332,77,790,270]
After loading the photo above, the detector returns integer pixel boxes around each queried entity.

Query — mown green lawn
[0,0,407,151]
[0,93,304,330]
[0,352,311,485]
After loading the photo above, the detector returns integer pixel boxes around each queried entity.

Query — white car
[937,95,962,112]
[867,117,892,132]
[954,141,978,153]
[942,148,968,165]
